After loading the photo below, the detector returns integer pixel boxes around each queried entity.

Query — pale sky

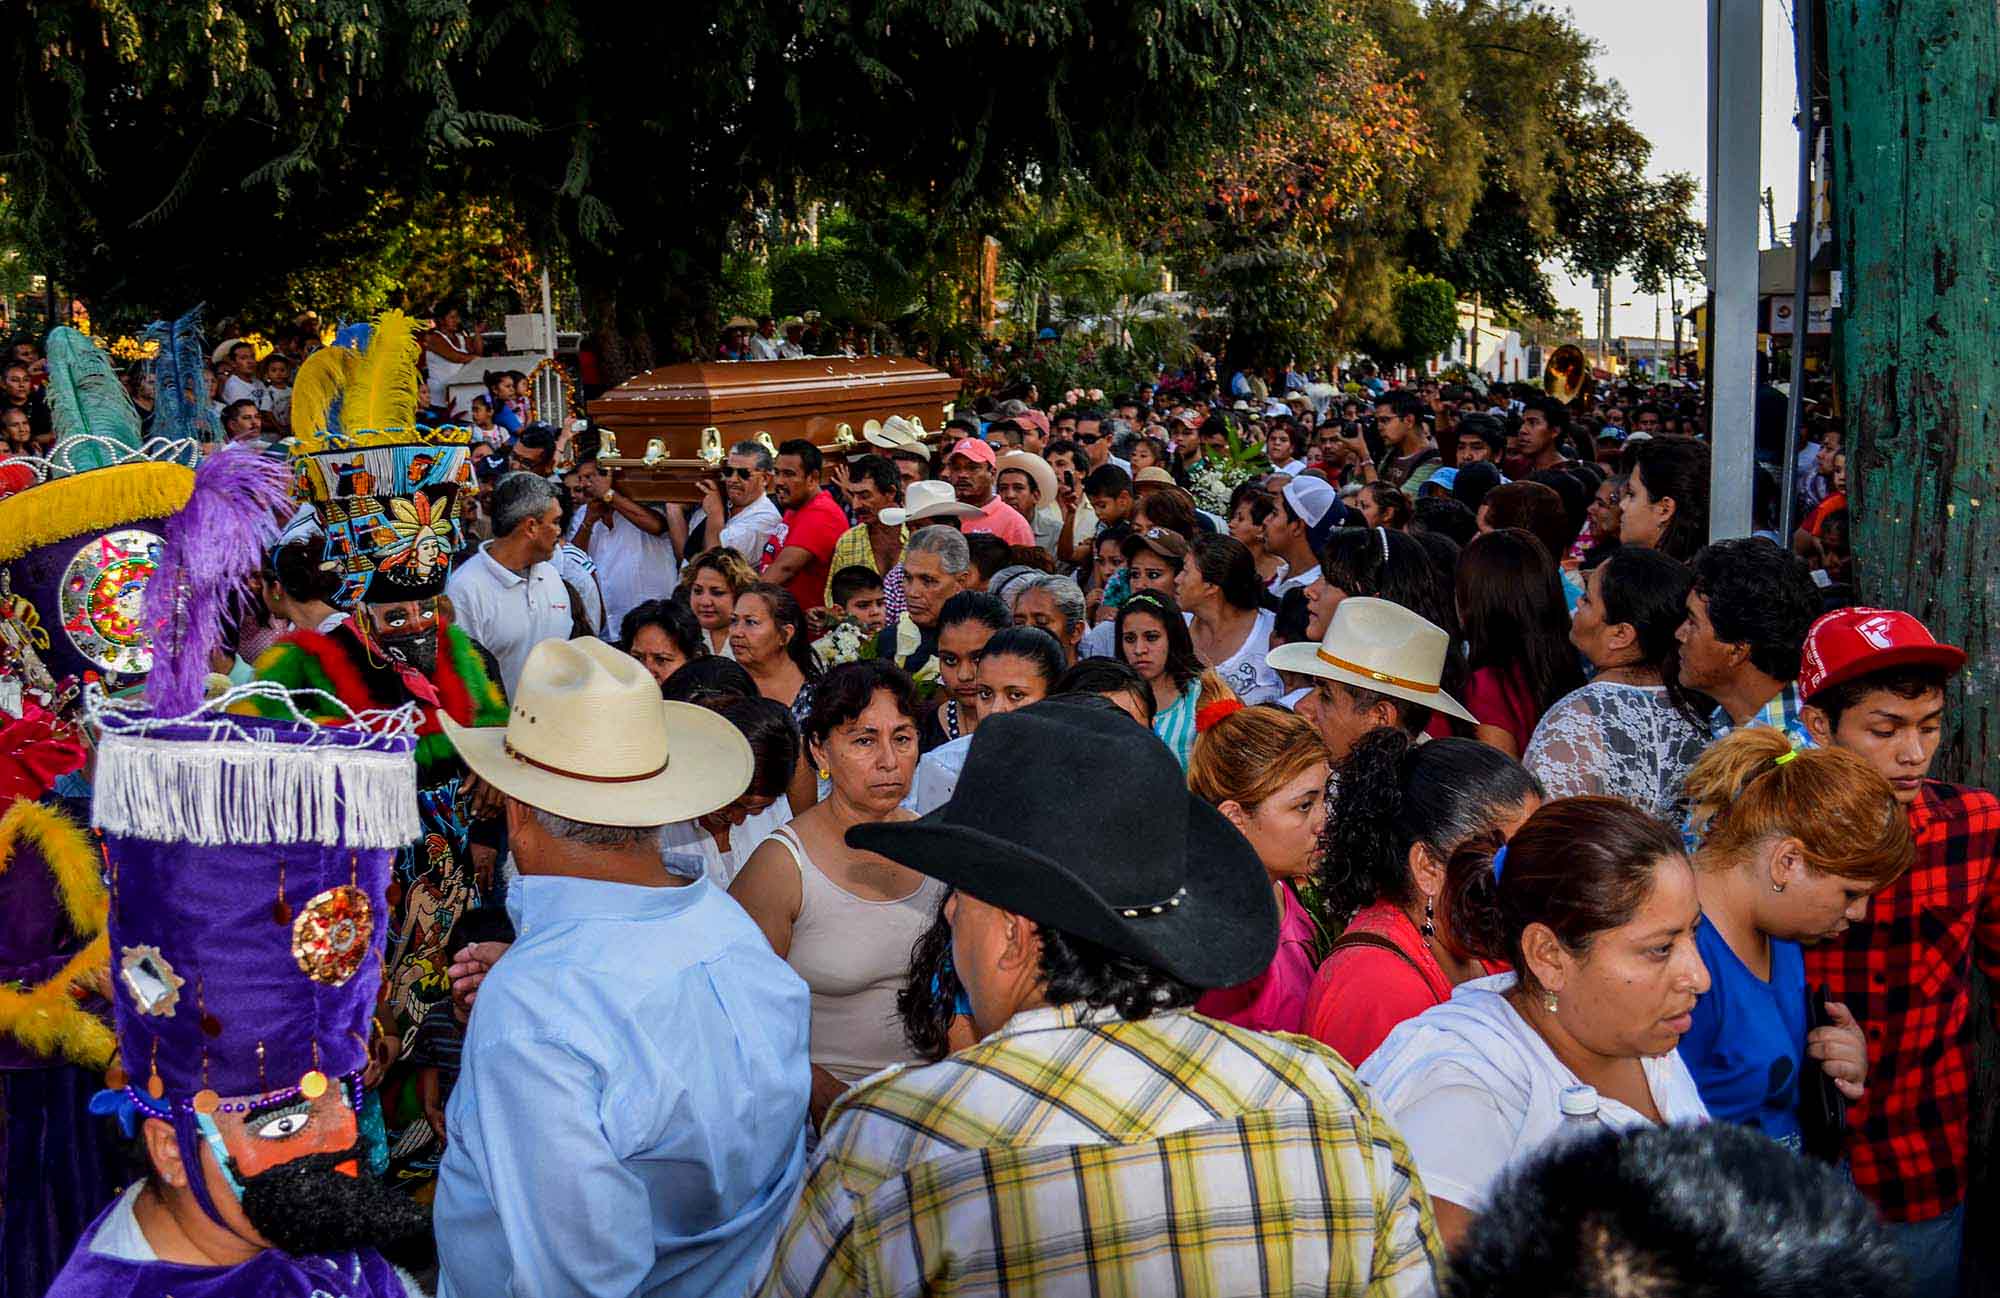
[1547,0,1801,340]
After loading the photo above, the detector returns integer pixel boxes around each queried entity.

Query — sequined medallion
[291,885,375,985]
[58,528,163,674]
[119,944,185,1016]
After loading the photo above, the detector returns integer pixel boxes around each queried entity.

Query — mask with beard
[361,599,443,675]
[377,629,439,674]
[235,1142,431,1258]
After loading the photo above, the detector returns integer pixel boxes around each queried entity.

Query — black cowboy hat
[846,699,1278,989]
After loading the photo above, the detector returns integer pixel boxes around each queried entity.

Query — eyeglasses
[719,466,756,480]
[1075,433,1102,445]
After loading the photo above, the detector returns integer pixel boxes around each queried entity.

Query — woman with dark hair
[1622,435,1711,562]
[1176,533,1281,704]
[1357,480,1414,531]
[1579,473,1626,571]
[1455,529,1583,758]
[1226,483,1281,585]
[659,691,799,886]
[1050,656,1156,727]
[257,538,347,636]
[921,590,1012,750]
[1132,483,1202,541]
[909,626,1066,814]
[1524,548,1707,824]
[1358,796,1713,1250]
[659,654,757,701]
[618,597,707,688]
[1305,732,1544,1065]
[1116,591,1231,768]
[729,582,822,726]
[731,661,943,1128]
[1477,480,1576,564]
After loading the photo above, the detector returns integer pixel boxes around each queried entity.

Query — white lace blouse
[1521,681,1706,828]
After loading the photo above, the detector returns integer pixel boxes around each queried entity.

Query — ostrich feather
[141,446,293,715]
[290,346,359,438]
[139,305,219,445]
[333,321,373,352]
[344,310,422,433]
[43,328,142,471]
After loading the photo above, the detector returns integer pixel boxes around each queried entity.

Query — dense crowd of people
[0,314,1987,1298]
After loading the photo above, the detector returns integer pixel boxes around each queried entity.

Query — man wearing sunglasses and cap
[757,700,1442,1296]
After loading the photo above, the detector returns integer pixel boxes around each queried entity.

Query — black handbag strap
[1328,929,1428,979]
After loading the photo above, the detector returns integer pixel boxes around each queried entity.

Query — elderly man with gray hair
[872,524,971,673]
[1010,571,1088,665]
[692,437,784,564]
[445,471,577,694]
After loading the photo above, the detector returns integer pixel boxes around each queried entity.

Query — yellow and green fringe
[0,799,115,1068]
[0,461,195,564]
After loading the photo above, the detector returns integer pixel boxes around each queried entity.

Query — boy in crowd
[828,565,887,636]
[1797,608,2000,1296]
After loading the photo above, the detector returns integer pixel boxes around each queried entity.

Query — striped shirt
[1153,685,1201,770]
[756,1003,1442,1297]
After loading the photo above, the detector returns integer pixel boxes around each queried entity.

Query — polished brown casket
[587,356,959,502]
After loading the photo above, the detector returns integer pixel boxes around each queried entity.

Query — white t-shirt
[715,495,782,568]
[556,543,606,636]
[1079,618,1117,661]
[443,542,574,697]
[906,736,972,814]
[1358,973,1709,1212]
[220,373,262,407]
[658,797,792,889]
[573,510,679,636]
[1269,563,1320,599]
[1204,608,1282,705]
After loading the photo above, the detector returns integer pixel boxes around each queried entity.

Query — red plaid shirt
[1802,780,2000,1223]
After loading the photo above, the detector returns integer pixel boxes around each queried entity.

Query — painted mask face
[364,599,442,672]
[196,1078,428,1255]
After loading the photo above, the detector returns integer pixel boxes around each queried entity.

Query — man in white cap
[433,638,811,1298]
[1267,595,1476,760]
[942,436,1035,547]
[1265,475,1340,597]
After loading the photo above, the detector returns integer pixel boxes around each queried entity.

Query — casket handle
[699,426,724,466]
[597,428,621,460]
[754,431,778,457]
[832,423,855,447]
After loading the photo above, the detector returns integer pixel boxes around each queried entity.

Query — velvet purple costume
[41,706,422,1298]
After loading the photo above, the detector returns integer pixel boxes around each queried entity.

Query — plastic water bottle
[1559,1084,1601,1135]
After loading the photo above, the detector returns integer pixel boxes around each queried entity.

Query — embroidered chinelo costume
[244,311,504,1195]
[0,324,205,1297]
[43,683,428,1298]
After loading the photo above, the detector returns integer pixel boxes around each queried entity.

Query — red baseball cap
[1797,607,1966,702]
[947,437,997,467]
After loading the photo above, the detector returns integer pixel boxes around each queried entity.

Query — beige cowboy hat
[1131,466,1180,492]
[997,450,1058,504]
[880,478,980,527]
[1266,596,1475,724]
[441,637,754,827]
[865,414,932,460]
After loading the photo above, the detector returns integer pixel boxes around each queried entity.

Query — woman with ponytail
[1303,732,1543,1065]
[1358,797,1712,1250]
[1116,590,1233,768]
[1677,728,1911,1153]
[1186,703,1331,1032]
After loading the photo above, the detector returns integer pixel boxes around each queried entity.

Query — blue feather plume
[333,321,373,352]
[140,305,220,445]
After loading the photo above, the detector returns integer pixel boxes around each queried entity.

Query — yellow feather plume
[290,346,360,438]
[346,309,423,434]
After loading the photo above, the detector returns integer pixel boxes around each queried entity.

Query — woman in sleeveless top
[1304,731,1542,1067]
[730,661,940,1129]
[419,301,483,410]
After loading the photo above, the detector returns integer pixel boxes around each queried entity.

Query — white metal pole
[540,265,556,361]
[1706,0,1762,541]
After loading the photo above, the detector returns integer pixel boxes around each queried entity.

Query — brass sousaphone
[1542,343,1594,406]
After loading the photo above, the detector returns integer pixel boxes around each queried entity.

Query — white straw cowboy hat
[865,414,932,460]
[441,637,754,827]
[997,450,1058,505]
[880,479,981,527]
[1266,596,1475,724]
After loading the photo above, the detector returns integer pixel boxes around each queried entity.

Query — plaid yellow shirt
[756,1003,1443,1297]
[825,523,907,611]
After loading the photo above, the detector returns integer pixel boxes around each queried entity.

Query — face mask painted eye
[254,1109,311,1141]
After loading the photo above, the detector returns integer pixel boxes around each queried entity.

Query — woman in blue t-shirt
[1678,727,1914,1149]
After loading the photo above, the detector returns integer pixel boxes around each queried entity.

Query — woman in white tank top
[731,661,941,1130]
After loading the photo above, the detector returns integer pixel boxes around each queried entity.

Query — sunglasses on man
[719,466,757,480]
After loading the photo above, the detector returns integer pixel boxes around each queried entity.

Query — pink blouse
[1195,882,1319,1034]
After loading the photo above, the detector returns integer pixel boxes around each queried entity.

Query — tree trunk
[1829,10,2000,1290]
[1828,0,2000,791]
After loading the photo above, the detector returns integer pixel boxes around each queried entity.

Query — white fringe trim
[92,733,420,849]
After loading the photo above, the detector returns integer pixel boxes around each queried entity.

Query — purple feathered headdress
[142,447,294,714]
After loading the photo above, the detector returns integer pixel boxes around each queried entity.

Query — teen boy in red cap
[1797,608,1996,1296]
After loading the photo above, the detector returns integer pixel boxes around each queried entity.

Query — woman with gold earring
[1358,796,1714,1253]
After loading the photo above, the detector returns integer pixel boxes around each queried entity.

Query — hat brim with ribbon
[443,700,751,828]
[1267,640,1477,725]
[997,451,1058,505]
[847,701,1278,990]
[880,500,981,526]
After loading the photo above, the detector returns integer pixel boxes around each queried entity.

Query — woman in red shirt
[1186,701,1331,1033]
[1456,528,1584,757]
[1305,729,1543,1066]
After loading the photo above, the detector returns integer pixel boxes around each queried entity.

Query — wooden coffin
[587,356,959,502]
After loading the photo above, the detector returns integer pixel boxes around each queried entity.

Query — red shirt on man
[761,489,850,612]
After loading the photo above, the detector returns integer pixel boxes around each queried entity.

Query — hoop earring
[1421,896,1435,940]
